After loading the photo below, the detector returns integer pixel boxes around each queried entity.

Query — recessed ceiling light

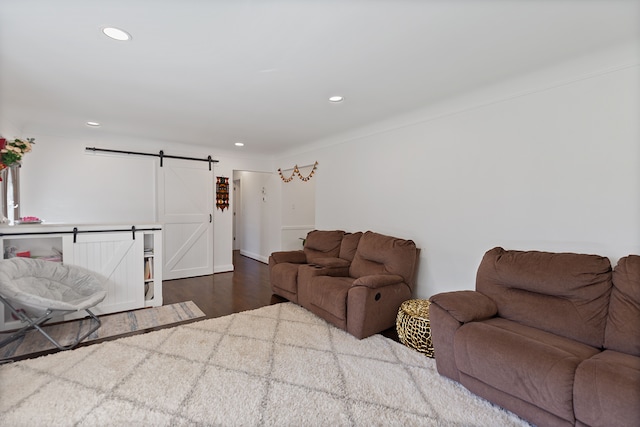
[235,142,244,147]
[102,27,132,41]
[86,121,101,127]
[328,95,344,103]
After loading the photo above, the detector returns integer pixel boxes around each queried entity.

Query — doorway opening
[232,167,316,267]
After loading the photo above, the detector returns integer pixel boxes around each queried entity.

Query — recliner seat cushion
[573,350,640,427]
[476,247,612,348]
[305,276,355,321]
[454,317,600,424]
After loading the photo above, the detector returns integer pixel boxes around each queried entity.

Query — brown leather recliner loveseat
[270,230,418,339]
[429,247,640,427]
[269,230,355,303]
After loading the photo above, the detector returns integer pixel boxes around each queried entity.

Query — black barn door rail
[85,147,218,170]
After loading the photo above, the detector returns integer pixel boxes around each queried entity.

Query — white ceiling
[1,0,638,155]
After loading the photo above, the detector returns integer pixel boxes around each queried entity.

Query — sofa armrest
[298,264,350,286]
[269,250,307,265]
[352,274,404,289]
[429,290,497,323]
[311,257,351,268]
[428,291,496,382]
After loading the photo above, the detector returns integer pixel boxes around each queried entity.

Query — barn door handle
[209,214,212,223]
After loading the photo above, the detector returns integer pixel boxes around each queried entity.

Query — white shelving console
[0,222,163,331]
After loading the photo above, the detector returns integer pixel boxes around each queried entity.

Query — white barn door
[63,232,144,317]
[157,159,214,280]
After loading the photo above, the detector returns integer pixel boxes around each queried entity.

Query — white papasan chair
[0,257,106,351]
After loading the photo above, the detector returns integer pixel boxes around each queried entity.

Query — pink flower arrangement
[0,137,35,178]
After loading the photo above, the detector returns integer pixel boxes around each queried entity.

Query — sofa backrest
[339,232,363,261]
[349,231,418,288]
[605,255,640,356]
[303,230,344,262]
[476,247,613,348]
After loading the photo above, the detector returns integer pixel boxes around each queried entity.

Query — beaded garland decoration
[277,161,318,182]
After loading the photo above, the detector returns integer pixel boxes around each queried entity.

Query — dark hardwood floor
[164,251,399,341]
[163,250,287,318]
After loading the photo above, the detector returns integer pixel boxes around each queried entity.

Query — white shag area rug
[0,302,531,426]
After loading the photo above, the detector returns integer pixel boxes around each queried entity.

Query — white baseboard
[239,250,269,264]
[214,264,234,273]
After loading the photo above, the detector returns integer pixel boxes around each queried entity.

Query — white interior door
[157,159,214,280]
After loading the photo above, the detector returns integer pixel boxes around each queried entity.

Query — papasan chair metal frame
[0,257,106,351]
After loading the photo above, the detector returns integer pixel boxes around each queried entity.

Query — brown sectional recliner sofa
[270,230,418,339]
[429,247,640,427]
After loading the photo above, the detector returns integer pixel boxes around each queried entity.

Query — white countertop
[0,222,162,235]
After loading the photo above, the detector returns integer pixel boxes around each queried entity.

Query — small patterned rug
[0,301,205,361]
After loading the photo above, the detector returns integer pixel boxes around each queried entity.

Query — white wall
[21,137,155,223]
[276,45,640,298]
[14,134,274,273]
[278,163,316,251]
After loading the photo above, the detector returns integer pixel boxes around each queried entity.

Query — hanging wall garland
[297,161,318,182]
[278,167,296,182]
[278,161,318,182]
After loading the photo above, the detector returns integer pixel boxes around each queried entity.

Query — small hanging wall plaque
[216,176,229,211]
